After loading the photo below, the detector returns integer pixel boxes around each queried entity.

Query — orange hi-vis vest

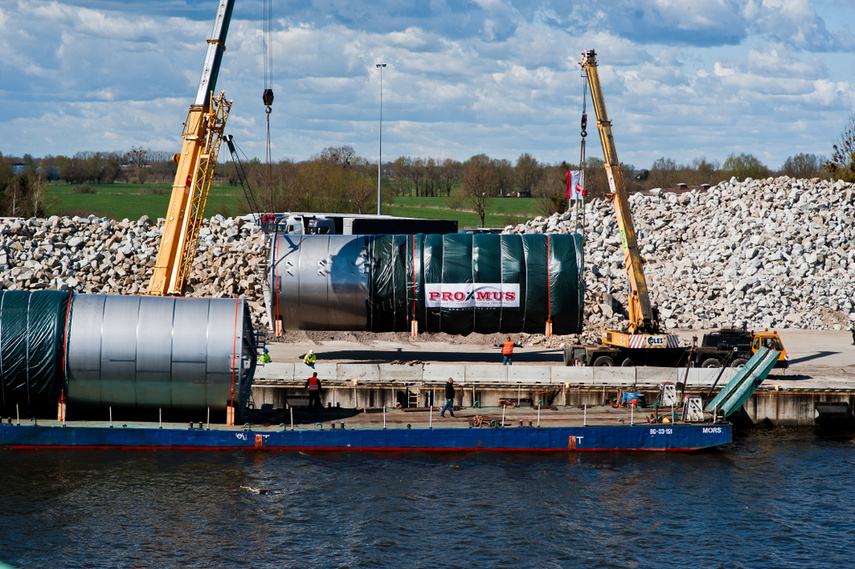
[502,341,515,355]
[308,377,320,391]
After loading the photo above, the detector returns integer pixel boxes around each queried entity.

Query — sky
[1,0,854,171]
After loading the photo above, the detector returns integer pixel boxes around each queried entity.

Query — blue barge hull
[0,422,731,452]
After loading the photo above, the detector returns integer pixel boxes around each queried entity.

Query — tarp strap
[231,298,239,411]
[546,234,552,323]
[61,294,73,401]
[412,235,417,321]
[26,292,32,410]
[0,293,4,409]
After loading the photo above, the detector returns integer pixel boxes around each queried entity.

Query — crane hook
[263,88,274,114]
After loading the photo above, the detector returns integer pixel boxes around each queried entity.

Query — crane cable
[262,0,274,210]
[576,69,588,234]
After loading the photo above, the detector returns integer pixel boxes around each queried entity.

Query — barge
[0,405,731,452]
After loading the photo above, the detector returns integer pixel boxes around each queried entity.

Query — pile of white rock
[2,175,853,336]
[506,176,855,331]
[0,214,269,327]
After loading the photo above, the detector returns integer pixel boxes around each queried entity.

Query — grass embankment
[46,184,541,228]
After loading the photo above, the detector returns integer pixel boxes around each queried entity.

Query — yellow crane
[147,0,235,296]
[579,50,679,351]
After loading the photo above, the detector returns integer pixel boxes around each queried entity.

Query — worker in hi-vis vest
[305,372,322,410]
[494,337,522,365]
[303,350,316,368]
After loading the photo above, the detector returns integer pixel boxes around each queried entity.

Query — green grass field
[46,183,542,228]
[48,182,246,221]
[386,196,539,228]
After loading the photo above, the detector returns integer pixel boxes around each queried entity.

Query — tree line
[3,113,854,220]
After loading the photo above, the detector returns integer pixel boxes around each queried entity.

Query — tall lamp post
[376,63,387,215]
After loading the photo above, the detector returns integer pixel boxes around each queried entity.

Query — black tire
[621,358,636,367]
[563,346,573,366]
[701,358,722,368]
[731,358,749,368]
[592,355,615,367]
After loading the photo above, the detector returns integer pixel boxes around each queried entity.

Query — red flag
[565,172,572,198]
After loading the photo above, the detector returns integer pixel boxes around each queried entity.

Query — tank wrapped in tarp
[267,233,585,335]
[0,290,72,416]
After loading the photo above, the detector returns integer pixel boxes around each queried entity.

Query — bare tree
[462,157,500,227]
[126,146,150,183]
[828,113,855,181]
[780,153,824,179]
[515,153,543,196]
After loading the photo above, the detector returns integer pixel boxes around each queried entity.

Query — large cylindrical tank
[0,291,256,418]
[66,295,256,413]
[266,233,584,335]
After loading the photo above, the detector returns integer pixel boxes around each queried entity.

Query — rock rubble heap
[506,176,855,331]
[0,214,269,327]
[1,176,853,338]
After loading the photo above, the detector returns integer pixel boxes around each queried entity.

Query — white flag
[566,170,585,200]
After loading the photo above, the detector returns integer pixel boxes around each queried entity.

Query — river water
[1,428,853,569]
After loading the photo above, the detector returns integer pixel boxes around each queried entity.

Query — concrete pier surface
[261,328,855,388]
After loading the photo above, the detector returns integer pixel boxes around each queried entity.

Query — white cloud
[1,0,853,170]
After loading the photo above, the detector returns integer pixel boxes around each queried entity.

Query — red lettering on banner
[442,292,453,301]
[492,292,502,300]
[429,292,440,302]
[475,292,490,301]
[506,292,516,302]
[453,292,465,301]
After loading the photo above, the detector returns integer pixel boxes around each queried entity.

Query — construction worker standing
[440,377,456,418]
[305,372,322,410]
[494,337,522,365]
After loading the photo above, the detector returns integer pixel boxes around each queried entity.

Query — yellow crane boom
[147,0,235,296]
[580,49,674,348]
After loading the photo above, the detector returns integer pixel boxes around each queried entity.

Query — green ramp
[706,348,779,417]
[705,347,769,412]
[705,347,780,418]
[719,349,780,418]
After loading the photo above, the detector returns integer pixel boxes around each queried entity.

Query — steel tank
[266,233,585,336]
[66,295,256,412]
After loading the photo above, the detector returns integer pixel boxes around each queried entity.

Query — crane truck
[146,0,235,296]
[563,50,788,369]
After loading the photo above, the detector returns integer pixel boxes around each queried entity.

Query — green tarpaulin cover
[0,290,72,415]
[367,233,583,335]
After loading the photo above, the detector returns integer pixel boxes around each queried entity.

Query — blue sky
[1,0,854,171]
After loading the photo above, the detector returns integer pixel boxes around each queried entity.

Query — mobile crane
[563,50,787,368]
[146,0,235,296]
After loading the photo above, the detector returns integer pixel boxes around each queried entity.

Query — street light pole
[376,63,386,215]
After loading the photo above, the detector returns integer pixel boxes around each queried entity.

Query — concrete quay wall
[255,362,738,388]
[252,363,854,427]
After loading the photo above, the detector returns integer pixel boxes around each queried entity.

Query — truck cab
[751,330,788,367]
[699,328,788,369]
